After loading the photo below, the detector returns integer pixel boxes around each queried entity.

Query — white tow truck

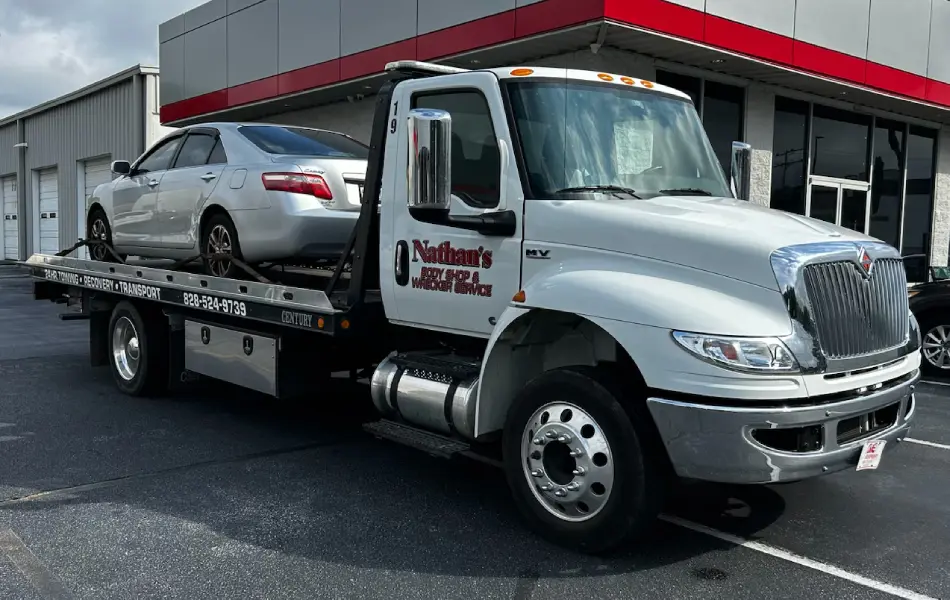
[25,61,921,553]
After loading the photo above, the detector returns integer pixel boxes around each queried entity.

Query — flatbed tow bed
[21,60,921,554]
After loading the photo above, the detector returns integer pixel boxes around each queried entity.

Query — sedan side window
[207,139,228,165]
[174,134,218,169]
[136,137,183,174]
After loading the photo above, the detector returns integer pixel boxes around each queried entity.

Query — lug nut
[566,482,580,491]
[554,488,567,497]
[572,466,586,476]
[531,469,544,478]
[532,437,544,445]
[569,448,584,458]
[545,431,557,439]
[557,434,573,443]
[540,484,552,492]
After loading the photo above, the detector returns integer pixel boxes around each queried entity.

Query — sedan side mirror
[407,108,452,211]
[111,160,131,176]
[730,141,752,201]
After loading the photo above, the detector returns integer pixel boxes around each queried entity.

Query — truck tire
[201,212,244,279]
[107,301,168,397]
[502,365,665,554]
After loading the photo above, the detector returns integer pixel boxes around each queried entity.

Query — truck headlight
[672,331,800,373]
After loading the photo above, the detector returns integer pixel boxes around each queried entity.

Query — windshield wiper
[554,185,641,199]
[658,188,714,196]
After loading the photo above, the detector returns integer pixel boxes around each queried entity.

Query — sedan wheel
[206,224,233,277]
[922,324,950,371]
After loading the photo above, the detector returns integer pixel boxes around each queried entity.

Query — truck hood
[524,196,878,290]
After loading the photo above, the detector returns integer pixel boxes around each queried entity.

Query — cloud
[0,0,205,119]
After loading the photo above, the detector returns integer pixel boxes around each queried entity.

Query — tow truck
[24,61,921,553]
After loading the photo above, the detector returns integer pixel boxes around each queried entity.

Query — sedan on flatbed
[85,122,369,278]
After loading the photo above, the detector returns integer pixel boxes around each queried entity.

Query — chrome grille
[801,258,909,359]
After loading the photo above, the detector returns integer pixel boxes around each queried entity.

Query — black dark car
[909,267,950,378]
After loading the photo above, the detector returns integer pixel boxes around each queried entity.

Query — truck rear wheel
[502,366,664,554]
[107,301,168,397]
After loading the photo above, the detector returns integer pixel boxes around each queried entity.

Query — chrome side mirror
[407,108,451,211]
[730,141,752,201]
[111,160,131,175]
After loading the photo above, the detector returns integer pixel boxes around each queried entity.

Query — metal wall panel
[868,0,932,76]
[228,0,265,12]
[278,0,341,73]
[183,19,228,99]
[663,0,706,10]
[794,0,870,59]
[341,0,417,56]
[159,15,185,43]
[418,0,514,35]
[705,0,795,37]
[227,0,278,86]
[184,0,227,31]
[928,0,950,84]
[0,125,17,175]
[20,79,142,256]
[160,36,185,105]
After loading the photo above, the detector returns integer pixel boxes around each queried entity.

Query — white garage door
[84,157,113,198]
[38,168,59,255]
[1,176,17,260]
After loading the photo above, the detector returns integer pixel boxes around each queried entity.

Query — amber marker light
[620,76,635,85]
[597,73,614,81]
[512,290,526,303]
[340,319,351,330]
[317,317,325,329]
[510,68,534,76]
[640,80,655,88]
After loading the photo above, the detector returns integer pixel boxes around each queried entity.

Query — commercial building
[0,66,170,261]
[153,0,950,282]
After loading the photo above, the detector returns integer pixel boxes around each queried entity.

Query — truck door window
[412,90,500,209]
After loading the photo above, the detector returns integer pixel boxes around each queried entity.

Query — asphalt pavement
[0,264,948,600]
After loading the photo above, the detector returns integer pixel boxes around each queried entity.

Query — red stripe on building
[161,0,950,123]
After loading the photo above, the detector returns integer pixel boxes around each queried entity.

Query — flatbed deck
[26,254,380,335]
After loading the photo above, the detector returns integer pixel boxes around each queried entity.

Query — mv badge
[856,246,874,278]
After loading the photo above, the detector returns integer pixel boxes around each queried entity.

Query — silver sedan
[85,122,368,278]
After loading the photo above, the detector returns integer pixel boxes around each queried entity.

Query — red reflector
[262,172,332,200]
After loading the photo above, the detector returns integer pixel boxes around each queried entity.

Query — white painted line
[659,514,938,600]
[906,437,950,451]
[919,379,950,387]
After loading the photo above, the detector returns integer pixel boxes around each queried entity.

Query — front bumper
[646,370,919,484]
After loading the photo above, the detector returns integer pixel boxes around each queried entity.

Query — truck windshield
[505,80,732,199]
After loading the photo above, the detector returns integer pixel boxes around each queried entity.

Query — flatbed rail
[24,253,363,335]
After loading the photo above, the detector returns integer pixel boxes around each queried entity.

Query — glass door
[806,176,871,234]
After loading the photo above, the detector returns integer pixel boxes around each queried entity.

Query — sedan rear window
[239,125,369,159]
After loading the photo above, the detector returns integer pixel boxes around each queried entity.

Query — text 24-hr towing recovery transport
[25,61,921,553]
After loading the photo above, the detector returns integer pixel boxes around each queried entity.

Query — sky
[0,0,206,120]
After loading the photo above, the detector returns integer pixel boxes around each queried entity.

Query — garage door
[1,176,17,260]
[84,157,113,198]
[38,168,59,255]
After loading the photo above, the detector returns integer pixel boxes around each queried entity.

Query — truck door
[382,72,523,337]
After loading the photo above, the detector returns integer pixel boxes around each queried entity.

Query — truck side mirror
[111,160,131,176]
[730,141,752,201]
[407,108,452,211]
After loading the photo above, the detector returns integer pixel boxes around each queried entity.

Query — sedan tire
[202,212,245,279]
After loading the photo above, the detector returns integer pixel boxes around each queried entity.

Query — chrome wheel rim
[112,316,141,381]
[207,224,232,277]
[521,401,615,522]
[90,218,108,261]
[922,325,950,369]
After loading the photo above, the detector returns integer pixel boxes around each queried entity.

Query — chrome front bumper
[646,371,919,484]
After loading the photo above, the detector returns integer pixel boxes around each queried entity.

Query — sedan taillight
[262,172,333,200]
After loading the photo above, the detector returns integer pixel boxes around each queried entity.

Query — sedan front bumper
[646,370,919,484]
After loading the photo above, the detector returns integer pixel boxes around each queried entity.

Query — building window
[655,70,745,178]
[903,126,937,282]
[769,96,938,282]
[771,97,809,215]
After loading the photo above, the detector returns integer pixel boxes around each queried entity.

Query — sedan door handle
[201,173,217,182]
[147,179,160,187]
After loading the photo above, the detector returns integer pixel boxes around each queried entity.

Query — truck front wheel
[502,366,664,554]
[107,301,168,397]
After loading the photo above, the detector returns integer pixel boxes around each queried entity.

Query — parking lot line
[906,438,950,451]
[920,379,950,387]
[659,515,938,600]
[0,529,73,600]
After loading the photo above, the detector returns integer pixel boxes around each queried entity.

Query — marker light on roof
[620,76,635,85]
[640,80,655,88]
[510,68,534,76]
[597,73,614,81]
